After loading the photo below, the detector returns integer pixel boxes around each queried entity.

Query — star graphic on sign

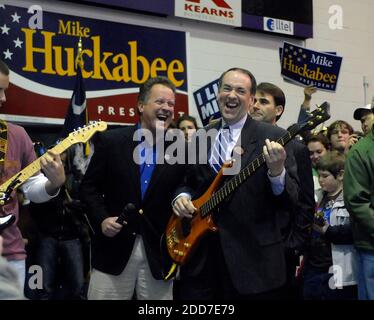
[13,37,23,48]
[3,49,13,60]
[293,51,297,56]
[1,24,10,34]
[11,12,21,23]
[298,49,302,53]
[302,54,307,59]
[297,58,301,62]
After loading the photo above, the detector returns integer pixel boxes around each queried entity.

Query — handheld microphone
[116,203,136,225]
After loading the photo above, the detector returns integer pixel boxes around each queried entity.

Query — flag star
[11,12,21,23]
[13,37,23,48]
[293,51,297,56]
[1,24,10,34]
[3,49,13,60]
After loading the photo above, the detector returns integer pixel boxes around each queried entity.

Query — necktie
[210,126,231,173]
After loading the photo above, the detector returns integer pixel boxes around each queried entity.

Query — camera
[314,210,325,226]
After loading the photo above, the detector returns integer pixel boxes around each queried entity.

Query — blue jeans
[356,249,374,300]
[36,237,84,300]
[7,259,26,294]
[303,265,357,300]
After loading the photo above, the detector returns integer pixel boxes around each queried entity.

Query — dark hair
[0,59,9,76]
[256,82,286,121]
[327,120,354,139]
[306,133,330,150]
[137,76,176,105]
[315,150,345,178]
[176,114,198,130]
[218,67,257,95]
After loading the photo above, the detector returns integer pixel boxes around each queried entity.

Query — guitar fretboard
[0,139,73,192]
[200,127,298,217]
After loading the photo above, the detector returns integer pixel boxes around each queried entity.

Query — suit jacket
[277,139,315,253]
[80,125,186,279]
[178,116,303,294]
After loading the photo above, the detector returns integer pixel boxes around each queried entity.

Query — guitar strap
[0,120,8,170]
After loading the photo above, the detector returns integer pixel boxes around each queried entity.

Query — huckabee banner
[0,4,188,125]
[193,78,221,127]
[280,42,342,92]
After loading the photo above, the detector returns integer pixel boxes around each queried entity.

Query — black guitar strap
[0,120,8,170]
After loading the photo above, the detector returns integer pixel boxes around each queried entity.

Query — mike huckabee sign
[280,42,343,92]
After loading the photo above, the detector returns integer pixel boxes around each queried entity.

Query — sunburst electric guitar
[164,102,330,271]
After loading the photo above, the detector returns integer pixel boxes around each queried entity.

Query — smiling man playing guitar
[172,67,311,299]
[0,60,66,294]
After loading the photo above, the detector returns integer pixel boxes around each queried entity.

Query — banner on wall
[0,4,188,125]
[175,0,241,27]
[193,78,221,127]
[280,42,342,92]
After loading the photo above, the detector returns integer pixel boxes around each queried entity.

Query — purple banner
[66,0,174,16]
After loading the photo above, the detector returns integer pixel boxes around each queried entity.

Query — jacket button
[139,209,144,215]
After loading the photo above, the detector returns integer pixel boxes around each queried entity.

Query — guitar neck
[201,127,298,217]
[0,138,73,192]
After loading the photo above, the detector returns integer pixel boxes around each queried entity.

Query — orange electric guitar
[165,102,330,269]
[0,121,107,207]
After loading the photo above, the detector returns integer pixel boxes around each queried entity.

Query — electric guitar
[0,121,107,207]
[165,102,331,266]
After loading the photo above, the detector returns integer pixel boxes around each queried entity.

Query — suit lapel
[123,125,142,202]
[235,117,259,170]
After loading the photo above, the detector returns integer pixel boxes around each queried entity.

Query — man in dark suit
[80,76,186,300]
[173,68,301,299]
[250,82,315,299]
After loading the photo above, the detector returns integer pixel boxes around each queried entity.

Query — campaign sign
[0,4,188,125]
[193,79,221,127]
[280,42,342,92]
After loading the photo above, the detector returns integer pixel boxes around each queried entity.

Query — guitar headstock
[302,101,331,132]
[288,102,331,136]
[68,121,108,144]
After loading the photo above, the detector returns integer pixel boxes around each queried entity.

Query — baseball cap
[353,104,373,120]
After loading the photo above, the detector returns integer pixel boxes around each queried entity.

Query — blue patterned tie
[210,126,231,173]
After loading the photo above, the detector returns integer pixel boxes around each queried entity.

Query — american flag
[0,4,26,71]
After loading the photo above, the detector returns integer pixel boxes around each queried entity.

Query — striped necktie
[210,126,231,173]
